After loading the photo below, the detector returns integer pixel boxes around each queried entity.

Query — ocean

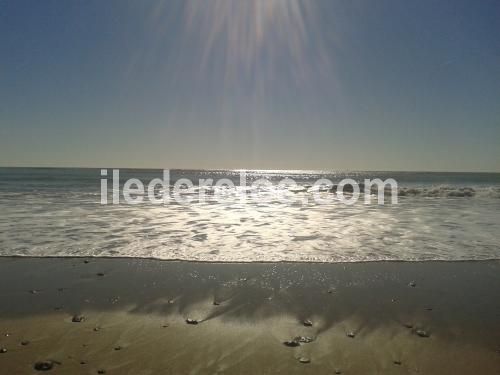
[1,168,499,263]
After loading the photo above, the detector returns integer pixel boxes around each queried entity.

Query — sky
[1,0,499,172]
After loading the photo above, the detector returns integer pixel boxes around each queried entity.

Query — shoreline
[0,257,499,374]
[3,254,500,265]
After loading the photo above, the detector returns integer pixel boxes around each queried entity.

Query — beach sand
[0,257,499,374]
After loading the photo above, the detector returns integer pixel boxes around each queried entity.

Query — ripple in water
[0,168,499,263]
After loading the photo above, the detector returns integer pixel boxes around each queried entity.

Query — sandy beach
[0,257,498,374]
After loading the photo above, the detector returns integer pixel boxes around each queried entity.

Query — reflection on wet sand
[0,257,499,374]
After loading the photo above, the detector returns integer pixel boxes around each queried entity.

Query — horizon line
[0,165,499,174]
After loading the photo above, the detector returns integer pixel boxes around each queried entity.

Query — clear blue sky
[1,0,499,171]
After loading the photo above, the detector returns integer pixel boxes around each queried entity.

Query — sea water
[0,168,499,262]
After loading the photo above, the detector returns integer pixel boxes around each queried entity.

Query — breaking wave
[396,186,500,198]
[0,168,499,263]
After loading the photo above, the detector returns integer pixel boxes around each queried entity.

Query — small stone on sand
[415,329,430,338]
[114,346,122,351]
[298,357,311,364]
[97,370,106,374]
[34,361,56,371]
[346,331,356,338]
[283,339,300,347]
[409,281,416,287]
[303,319,313,327]
[109,297,119,304]
[296,336,314,344]
[335,370,342,374]
[0,348,7,353]
[283,336,314,347]
[72,315,85,323]
[96,272,105,277]
[21,340,30,346]
[186,318,199,325]
[393,360,402,365]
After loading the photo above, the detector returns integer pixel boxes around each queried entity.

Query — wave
[174,184,500,199]
[396,186,500,198]
[319,184,500,198]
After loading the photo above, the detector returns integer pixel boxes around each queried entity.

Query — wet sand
[0,257,499,374]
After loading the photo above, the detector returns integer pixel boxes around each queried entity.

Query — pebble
[186,318,199,325]
[298,357,311,364]
[0,348,7,353]
[283,336,314,347]
[21,340,30,346]
[296,336,314,344]
[34,361,58,371]
[72,315,85,323]
[114,346,122,351]
[213,301,220,306]
[415,329,430,338]
[84,260,90,264]
[408,281,416,287]
[403,323,413,329]
[334,370,342,374]
[96,272,105,277]
[283,339,300,347]
[109,297,120,304]
[303,319,313,327]
[93,327,100,332]
[346,331,356,338]
[80,361,87,365]
[393,360,402,365]
[97,370,106,374]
